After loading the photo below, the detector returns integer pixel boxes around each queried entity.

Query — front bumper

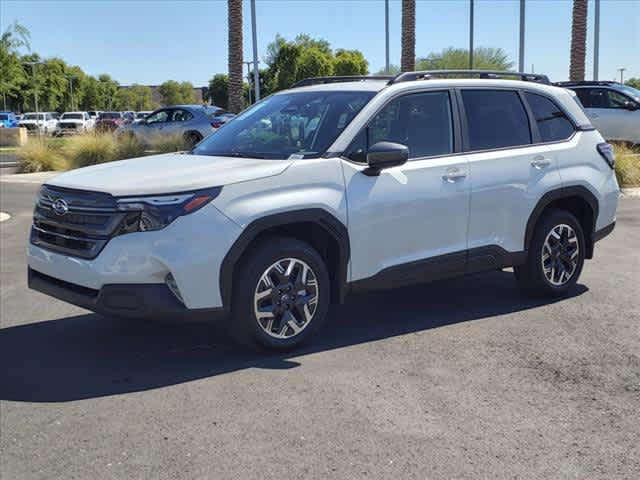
[28,268,226,320]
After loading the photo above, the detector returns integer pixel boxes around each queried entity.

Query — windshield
[192,90,375,159]
[100,112,120,119]
[23,113,44,120]
[618,84,640,102]
[62,113,83,120]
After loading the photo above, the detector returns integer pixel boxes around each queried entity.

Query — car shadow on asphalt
[0,270,587,403]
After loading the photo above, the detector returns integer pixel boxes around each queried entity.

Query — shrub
[16,139,65,173]
[146,132,191,154]
[612,142,640,188]
[115,132,146,160]
[64,133,117,169]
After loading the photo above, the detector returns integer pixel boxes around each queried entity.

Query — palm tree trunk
[569,0,588,81]
[401,0,416,72]
[228,0,244,113]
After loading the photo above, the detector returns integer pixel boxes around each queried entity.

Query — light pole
[618,67,626,83]
[519,0,525,72]
[250,0,260,101]
[593,0,600,80]
[24,61,44,138]
[65,74,76,111]
[469,0,474,69]
[385,0,390,73]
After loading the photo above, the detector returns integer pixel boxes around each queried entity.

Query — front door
[342,90,470,284]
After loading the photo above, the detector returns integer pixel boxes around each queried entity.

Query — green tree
[114,84,155,111]
[374,64,400,75]
[208,73,228,108]
[159,80,195,106]
[0,21,30,111]
[297,47,334,80]
[416,47,513,71]
[178,81,195,104]
[97,74,119,110]
[333,49,369,76]
[625,78,640,90]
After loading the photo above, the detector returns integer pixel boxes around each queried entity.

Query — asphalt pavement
[1,180,639,479]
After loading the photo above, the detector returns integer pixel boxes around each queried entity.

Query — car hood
[46,153,293,196]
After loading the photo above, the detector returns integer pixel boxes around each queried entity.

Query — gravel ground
[1,182,639,479]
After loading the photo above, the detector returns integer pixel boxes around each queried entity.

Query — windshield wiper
[200,151,267,159]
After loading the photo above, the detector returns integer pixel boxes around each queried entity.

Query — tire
[229,236,331,351]
[185,131,202,148]
[514,209,585,296]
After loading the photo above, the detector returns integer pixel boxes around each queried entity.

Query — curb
[0,171,59,184]
[621,187,640,199]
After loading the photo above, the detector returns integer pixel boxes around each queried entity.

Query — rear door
[459,88,562,258]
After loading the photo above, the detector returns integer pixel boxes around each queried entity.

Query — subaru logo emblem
[52,198,69,216]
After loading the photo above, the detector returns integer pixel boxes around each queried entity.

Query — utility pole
[593,0,600,80]
[250,0,260,101]
[24,61,43,138]
[385,0,390,73]
[618,67,626,83]
[243,61,255,104]
[66,75,76,111]
[469,0,474,69]
[519,0,525,72]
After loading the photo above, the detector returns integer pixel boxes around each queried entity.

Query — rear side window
[461,90,531,150]
[524,92,575,142]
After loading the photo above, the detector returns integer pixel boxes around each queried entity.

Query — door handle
[443,167,467,183]
[531,157,552,170]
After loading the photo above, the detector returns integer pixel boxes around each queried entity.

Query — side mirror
[624,101,639,111]
[364,141,409,176]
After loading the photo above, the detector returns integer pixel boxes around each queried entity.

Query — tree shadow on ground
[0,271,587,402]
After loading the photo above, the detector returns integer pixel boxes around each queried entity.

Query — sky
[1,0,638,86]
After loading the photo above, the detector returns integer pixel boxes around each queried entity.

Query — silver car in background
[557,81,640,144]
[118,105,230,146]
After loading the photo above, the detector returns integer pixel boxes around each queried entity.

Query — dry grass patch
[16,140,65,173]
[612,142,640,188]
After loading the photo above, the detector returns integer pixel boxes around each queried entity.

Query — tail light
[597,142,615,169]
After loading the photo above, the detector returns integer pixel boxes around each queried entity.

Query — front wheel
[230,237,330,351]
[515,209,585,296]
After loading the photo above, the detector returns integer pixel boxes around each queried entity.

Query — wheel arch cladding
[219,209,350,310]
[525,186,598,259]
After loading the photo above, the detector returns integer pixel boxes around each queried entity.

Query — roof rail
[388,70,550,85]
[554,80,619,87]
[291,75,393,88]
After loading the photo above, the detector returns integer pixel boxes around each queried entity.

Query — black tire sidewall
[230,237,331,351]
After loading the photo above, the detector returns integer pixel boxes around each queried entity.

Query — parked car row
[4,107,236,144]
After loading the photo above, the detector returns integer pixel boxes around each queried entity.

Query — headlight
[116,187,222,232]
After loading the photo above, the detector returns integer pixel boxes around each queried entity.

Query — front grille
[22,123,37,131]
[59,123,79,130]
[31,185,136,259]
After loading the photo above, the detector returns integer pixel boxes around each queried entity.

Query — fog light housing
[165,273,184,304]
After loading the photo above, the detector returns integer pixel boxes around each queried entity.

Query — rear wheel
[515,209,585,296]
[229,237,330,351]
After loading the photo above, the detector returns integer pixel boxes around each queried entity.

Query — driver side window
[346,91,454,163]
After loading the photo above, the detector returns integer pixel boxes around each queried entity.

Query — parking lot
[1,180,639,479]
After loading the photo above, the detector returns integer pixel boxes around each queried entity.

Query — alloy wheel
[541,223,580,286]
[253,258,319,339]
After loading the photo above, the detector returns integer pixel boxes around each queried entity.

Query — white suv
[56,111,95,135]
[28,71,619,351]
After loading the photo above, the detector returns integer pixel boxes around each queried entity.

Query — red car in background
[96,111,124,131]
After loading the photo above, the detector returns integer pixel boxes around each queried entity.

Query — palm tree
[401,0,415,72]
[569,0,588,81]
[227,0,243,113]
